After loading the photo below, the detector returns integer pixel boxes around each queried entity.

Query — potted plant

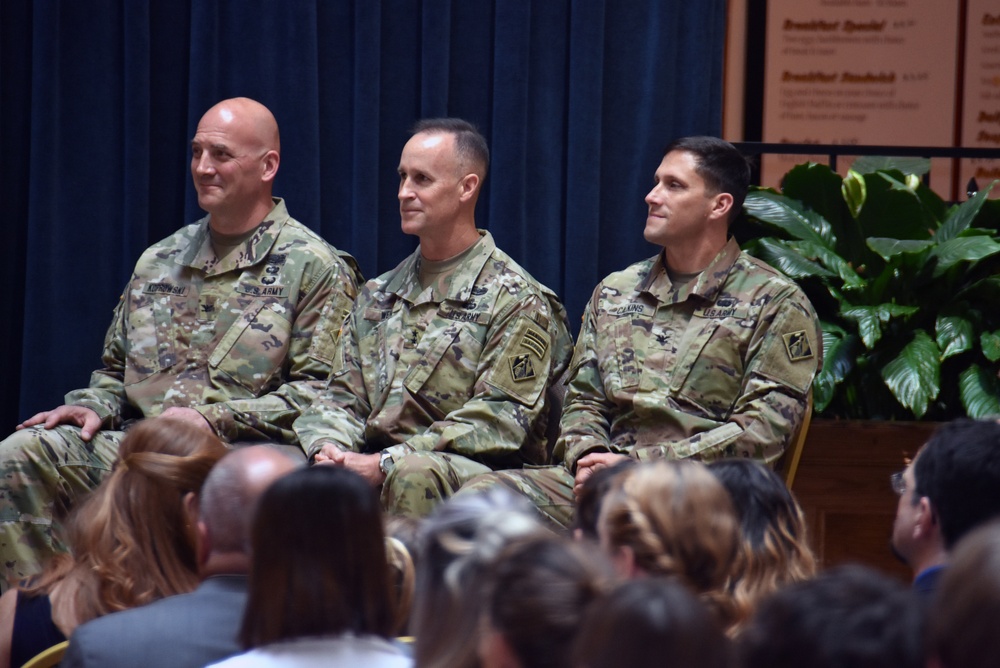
[741,161,1000,421]
[739,161,1000,576]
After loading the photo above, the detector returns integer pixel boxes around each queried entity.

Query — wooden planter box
[789,419,939,582]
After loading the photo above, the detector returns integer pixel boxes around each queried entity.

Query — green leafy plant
[742,161,1000,420]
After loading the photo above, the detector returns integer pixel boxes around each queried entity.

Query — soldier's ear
[261,150,280,183]
[709,192,733,222]
[458,173,480,202]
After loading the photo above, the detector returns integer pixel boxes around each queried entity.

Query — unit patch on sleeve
[509,354,536,382]
[783,330,814,362]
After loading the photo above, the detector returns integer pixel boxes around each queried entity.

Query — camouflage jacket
[294,231,573,468]
[553,238,821,473]
[66,199,362,443]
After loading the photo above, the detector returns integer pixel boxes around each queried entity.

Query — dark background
[0,0,726,430]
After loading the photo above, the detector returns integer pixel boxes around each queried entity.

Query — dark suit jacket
[62,575,248,668]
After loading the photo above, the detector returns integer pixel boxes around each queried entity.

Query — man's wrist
[379,450,395,476]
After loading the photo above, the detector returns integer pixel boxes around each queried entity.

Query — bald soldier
[460,136,822,527]
[0,98,361,586]
[294,118,572,517]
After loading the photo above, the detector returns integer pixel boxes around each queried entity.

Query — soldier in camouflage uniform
[0,98,361,587]
[459,136,821,528]
[294,118,572,517]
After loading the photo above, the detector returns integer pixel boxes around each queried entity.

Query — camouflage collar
[642,237,741,304]
[386,230,495,304]
[181,198,290,275]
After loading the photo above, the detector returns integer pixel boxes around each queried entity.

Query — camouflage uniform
[460,238,821,527]
[294,230,573,517]
[0,198,361,585]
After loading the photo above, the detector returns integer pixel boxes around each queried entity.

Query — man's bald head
[198,446,298,556]
[199,97,281,154]
[191,97,282,230]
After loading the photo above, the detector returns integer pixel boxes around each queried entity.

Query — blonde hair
[599,461,740,630]
[24,419,227,624]
[708,458,816,632]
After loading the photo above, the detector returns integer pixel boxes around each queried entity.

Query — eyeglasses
[890,471,906,496]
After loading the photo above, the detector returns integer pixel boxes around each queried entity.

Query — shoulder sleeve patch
[486,317,550,407]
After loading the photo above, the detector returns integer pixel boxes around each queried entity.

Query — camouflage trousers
[457,465,576,529]
[381,451,492,518]
[0,425,121,591]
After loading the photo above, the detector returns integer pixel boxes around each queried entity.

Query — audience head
[413,488,548,668]
[25,418,227,621]
[912,419,1000,550]
[572,458,636,542]
[739,564,925,668]
[927,520,1000,668]
[478,534,614,668]
[572,578,733,668]
[597,460,740,629]
[384,516,422,636]
[662,136,751,226]
[239,466,395,648]
[195,445,299,570]
[708,458,817,625]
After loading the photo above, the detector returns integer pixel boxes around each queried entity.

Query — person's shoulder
[275,216,359,272]
[596,255,660,292]
[480,244,555,300]
[732,250,808,297]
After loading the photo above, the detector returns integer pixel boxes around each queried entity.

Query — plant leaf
[784,240,865,289]
[857,171,935,240]
[937,182,996,243]
[842,170,866,219]
[843,304,919,349]
[743,191,831,247]
[927,236,1000,277]
[812,325,856,414]
[936,314,974,360]
[866,237,934,263]
[881,330,940,418]
[981,330,1000,363]
[745,238,836,281]
[959,365,1000,418]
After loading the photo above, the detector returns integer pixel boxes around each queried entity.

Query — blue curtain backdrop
[0,0,726,430]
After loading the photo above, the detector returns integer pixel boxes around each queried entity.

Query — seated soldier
[460,136,821,527]
[293,118,572,517]
[0,97,361,588]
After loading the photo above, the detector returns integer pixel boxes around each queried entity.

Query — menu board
[959,0,1000,198]
[761,0,959,193]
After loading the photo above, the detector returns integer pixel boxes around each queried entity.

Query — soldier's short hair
[411,117,490,180]
[664,136,751,225]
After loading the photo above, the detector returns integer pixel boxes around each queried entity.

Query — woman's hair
[572,578,733,668]
[481,534,614,668]
[708,458,817,629]
[412,488,548,668]
[239,465,395,647]
[23,418,227,623]
[598,460,740,630]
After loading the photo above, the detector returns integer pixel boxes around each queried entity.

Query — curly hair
[708,458,817,631]
[598,461,740,630]
[23,418,227,624]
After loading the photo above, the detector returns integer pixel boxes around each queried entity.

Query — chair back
[22,640,69,668]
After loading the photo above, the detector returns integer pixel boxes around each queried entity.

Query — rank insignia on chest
[783,330,814,361]
[509,354,536,382]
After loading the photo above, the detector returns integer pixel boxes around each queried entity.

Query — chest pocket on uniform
[671,316,749,419]
[209,299,291,394]
[402,321,486,409]
[124,297,179,386]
